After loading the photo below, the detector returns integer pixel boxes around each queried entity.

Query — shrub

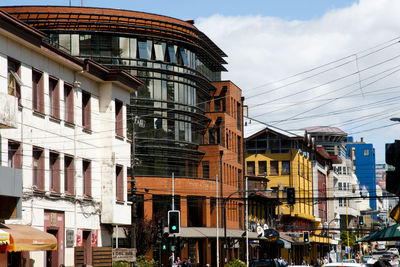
[226,258,246,267]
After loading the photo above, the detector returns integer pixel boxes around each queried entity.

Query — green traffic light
[172,226,177,230]
[162,244,167,250]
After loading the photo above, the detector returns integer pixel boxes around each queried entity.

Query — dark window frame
[49,151,60,193]
[115,99,123,137]
[82,90,91,130]
[33,146,45,190]
[83,159,92,197]
[64,155,75,195]
[64,83,74,124]
[49,76,60,119]
[32,69,44,113]
[116,165,124,201]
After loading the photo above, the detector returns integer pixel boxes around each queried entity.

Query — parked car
[343,259,357,263]
[372,251,390,260]
[389,248,400,256]
[361,256,373,263]
[322,263,362,267]
[249,259,281,267]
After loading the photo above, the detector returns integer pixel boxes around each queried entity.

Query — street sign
[345,246,351,254]
[390,203,400,223]
[112,248,136,263]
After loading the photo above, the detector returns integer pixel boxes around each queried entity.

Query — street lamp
[390,118,400,122]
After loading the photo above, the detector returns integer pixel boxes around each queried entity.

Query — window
[137,40,151,60]
[49,152,60,192]
[338,182,342,190]
[270,161,279,175]
[64,155,74,195]
[115,99,123,137]
[202,161,210,179]
[8,140,21,169]
[208,129,215,144]
[64,83,74,124]
[32,69,44,113]
[82,91,91,130]
[364,149,370,156]
[282,161,290,175]
[8,58,21,104]
[237,102,241,130]
[116,165,124,201]
[83,159,91,197]
[246,161,255,175]
[33,147,44,190]
[237,136,241,163]
[49,77,60,119]
[215,99,221,111]
[258,161,267,175]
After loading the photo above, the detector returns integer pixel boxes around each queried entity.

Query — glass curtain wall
[49,33,221,177]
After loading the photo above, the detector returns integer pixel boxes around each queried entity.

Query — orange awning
[0,224,57,252]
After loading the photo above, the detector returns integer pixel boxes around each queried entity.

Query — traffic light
[303,231,309,243]
[162,232,169,250]
[156,220,164,240]
[287,187,296,205]
[386,140,400,196]
[168,210,180,234]
[358,216,364,226]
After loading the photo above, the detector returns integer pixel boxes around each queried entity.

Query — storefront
[0,224,57,267]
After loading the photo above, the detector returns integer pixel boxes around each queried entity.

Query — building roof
[244,117,304,140]
[303,126,347,136]
[0,5,227,71]
[0,9,142,90]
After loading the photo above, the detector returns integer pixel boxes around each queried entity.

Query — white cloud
[196,0,400,162]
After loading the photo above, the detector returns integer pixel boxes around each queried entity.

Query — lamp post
[390,118,400,122]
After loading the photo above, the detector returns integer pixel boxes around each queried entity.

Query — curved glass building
[4,6,227,177]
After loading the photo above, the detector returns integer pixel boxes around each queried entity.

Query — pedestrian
[302,259,308,265]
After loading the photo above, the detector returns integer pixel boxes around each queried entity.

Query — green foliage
[226,258,246,267]
[136,255,158,267]
[113,262,130,267]
[340,231,356,248]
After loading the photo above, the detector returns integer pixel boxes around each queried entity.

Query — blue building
[346,137,377,210]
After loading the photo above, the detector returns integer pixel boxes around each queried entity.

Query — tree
[340,231,356,249]
[124,213,164,256]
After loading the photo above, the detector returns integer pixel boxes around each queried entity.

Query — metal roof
[244,117,304,140]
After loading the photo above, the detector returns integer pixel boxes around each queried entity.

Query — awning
[357,223,400,242]
[0,230,10,245]
[0,224,57,252]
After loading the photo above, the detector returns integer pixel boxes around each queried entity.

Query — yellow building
[244,117,329,263]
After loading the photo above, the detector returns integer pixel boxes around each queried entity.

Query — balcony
[0,166,22,219]
[0,93,18,129]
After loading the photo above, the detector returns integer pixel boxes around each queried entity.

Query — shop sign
[66,230,74,248]
[113,248,136,262]
[264,229,279,242]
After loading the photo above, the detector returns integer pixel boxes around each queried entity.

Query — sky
[3,0,400,163]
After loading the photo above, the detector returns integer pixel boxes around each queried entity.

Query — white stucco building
[0,10,141,267]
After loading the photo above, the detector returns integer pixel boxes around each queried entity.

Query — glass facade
[49,33,222,177]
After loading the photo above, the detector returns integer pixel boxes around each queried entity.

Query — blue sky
[3,0,399,164]
[3,0,358,20]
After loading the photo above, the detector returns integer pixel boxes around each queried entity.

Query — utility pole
[130,113,137,260]
[219,150,226,263]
